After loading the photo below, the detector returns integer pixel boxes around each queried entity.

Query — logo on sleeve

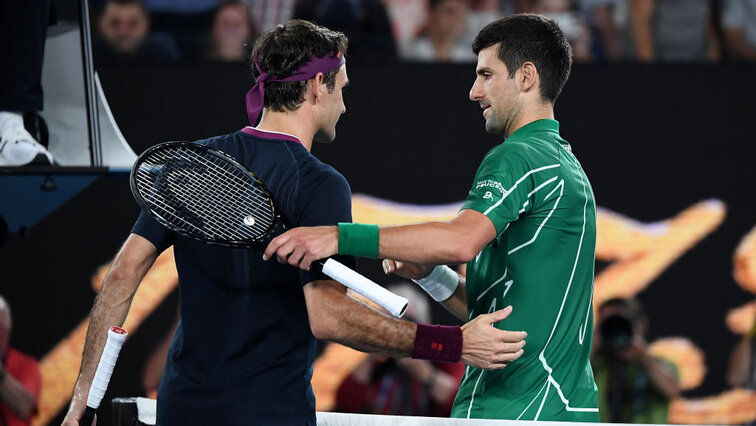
[475,179,506,204]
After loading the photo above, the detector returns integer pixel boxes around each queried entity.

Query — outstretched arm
[62,234,161,426]
[263,209,497,271]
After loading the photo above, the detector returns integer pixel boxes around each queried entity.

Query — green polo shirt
[451,119,599,421]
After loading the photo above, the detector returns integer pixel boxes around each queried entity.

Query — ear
[518,62,538,94]
[309,72,326,103]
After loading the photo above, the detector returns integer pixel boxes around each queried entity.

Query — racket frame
[130,141,285,249]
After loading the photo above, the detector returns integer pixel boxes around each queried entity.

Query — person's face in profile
[315,66,348,143]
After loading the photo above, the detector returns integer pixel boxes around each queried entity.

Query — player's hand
[460,306,527,370]
[263,226,338,270]
[382,259,434,280]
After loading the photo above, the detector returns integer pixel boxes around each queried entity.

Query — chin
[485,121,505,136]
[314,128,336,143]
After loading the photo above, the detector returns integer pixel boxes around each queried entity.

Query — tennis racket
[130,141,408,318]
[80,327,128,426]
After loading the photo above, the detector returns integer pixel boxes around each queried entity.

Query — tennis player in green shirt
[264,14,599,421]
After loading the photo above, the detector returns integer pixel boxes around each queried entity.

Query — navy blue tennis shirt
[131,127,356,425]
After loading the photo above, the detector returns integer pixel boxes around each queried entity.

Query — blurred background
[1,0,756,425]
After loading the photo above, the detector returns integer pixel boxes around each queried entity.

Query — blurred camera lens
[600,314,633,351]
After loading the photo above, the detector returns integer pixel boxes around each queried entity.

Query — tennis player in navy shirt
[63,20,526,426]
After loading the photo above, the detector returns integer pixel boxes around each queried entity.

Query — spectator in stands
[294,0,397,61]
[242,0,297,36]
[94,0,181,63]
[579,0,623,60]
[531,0,593,61]
[142,0,218,58]
[335,284,464,416]
[722,0,756,61]
[400,0,476,62]
[206,1,255,62]
[592,298,680,423]
[0,295,41,426]
[464,0,527,51]
[628,0,719,62]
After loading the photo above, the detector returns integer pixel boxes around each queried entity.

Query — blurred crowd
[90,0,756,65]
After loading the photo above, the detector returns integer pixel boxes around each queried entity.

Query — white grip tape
[87,327,128,409]
[322,258,409,318]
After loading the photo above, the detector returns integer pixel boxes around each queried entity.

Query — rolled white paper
[322,258,408,318]
[87,326,128,409]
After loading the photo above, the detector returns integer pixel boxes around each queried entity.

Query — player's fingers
[482,305,513,324]
[495,340,526,354]
[287,246,306,269]
[382,259,396,274]
[495,329,528,343]
[489,349,525,367]
[263,233,291,261]
[300,252,317,271]
[275,240,298,264]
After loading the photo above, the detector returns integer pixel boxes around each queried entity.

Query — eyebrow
[476,67,492,76]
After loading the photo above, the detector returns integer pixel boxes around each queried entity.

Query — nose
[469,78,482,102]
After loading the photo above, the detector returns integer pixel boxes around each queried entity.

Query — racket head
[130,141,280,249]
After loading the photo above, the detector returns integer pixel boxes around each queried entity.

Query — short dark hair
[472,14,572,103]
[251,20,348,113]
[102,0,147,13]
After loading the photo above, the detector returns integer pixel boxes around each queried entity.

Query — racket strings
[152,148,275,237]
[135,145,275,241]
[139,153,272,240]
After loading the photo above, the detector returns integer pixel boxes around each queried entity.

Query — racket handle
[80,406,96,426]
[86,327,128,420]
[320,258,408,318]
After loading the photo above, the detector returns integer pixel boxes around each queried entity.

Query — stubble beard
[484,108,508,136]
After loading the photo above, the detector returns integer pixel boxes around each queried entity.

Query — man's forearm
[66,234,160,421]
[378,222,475,265]
[0,367,36,418]
[68,276,136,414]
[306,280,417,357]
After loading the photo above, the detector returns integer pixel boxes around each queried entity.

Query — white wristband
[412,265,459,302]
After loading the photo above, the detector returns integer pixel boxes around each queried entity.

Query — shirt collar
[507,119,560,140]
[241,126,303,146]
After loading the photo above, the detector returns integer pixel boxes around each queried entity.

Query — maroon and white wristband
[411,323,463,363]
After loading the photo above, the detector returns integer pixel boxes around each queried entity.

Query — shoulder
[303,160,351,195]
[197,131,246,148]
[479,140,533,171]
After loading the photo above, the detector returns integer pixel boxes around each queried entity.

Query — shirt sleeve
[130,211,175,252]
[461,148,535,236]
[296,172,357,286]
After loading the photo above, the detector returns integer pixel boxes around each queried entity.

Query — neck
[255,108,316,151]
[505,102,555,138]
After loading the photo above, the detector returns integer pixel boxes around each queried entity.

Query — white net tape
[121,399,664,426]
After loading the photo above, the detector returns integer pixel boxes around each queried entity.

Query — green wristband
[337,223,379,258]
